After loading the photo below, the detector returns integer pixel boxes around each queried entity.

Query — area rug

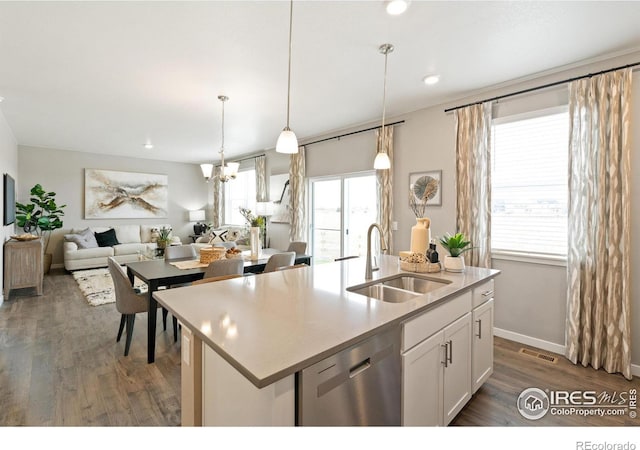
[72,267,147,307]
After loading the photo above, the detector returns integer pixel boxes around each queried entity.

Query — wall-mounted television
[4,173,16,226]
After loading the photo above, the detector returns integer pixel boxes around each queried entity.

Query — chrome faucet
[365,223,387,280]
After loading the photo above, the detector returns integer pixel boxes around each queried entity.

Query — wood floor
[0,268,636,426]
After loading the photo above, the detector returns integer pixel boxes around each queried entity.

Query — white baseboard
[0,293,3,306]
[494,327,566,355]
[495,327,640,378]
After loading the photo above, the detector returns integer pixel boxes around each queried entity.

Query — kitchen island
[153,255,500,426]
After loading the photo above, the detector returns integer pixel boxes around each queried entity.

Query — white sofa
[63,224,181,271]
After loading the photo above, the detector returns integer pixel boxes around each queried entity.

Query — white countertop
[153,255,500,388]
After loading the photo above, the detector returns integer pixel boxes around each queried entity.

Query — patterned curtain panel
[565,68,632,380]
[454,102,492,268]
[375,126,394,254]
[211,166,222,228]
[255,154,268,202]
[289,145,306,242]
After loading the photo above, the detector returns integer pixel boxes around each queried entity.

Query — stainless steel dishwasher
[297,326,401,426]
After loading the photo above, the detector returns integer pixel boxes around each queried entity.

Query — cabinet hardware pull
[476,319,482,339]
[441,343,448,367]
[482,290,494,297]
[447,340,453,364]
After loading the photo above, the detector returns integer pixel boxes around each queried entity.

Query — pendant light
[276,0,298,154]
[201,96,239,182]
[374,43,393,170]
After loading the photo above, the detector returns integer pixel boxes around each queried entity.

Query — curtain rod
[216,153,265,166]
[302,120,405,147]
[444,61,640,113]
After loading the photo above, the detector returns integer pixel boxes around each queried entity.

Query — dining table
[125,248,312,363]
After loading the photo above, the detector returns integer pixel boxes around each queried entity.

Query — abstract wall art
[84,169,168,219]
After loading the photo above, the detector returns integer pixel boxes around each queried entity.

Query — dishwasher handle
[349,358,372,378]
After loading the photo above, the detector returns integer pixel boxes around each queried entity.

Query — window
[491,107,569,258]
[224,169,256,225]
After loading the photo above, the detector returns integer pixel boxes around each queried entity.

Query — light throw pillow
[94,228,120,247]
[114,225,141,244]
[208,229,228,244]
[64,228,99,249]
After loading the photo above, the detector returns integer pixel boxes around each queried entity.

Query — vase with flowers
[239,207,265,260]
[408,177,439,254]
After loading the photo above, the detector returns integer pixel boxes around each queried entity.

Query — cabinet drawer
[402,291,472,352]
[472,279,494,308]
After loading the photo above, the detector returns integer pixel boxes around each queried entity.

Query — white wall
[306,51,640,368]
[0,109,18,305]
[17,145,208,267]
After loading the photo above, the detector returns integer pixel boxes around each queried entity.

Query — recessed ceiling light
[0,97,4,103]
[386,0,409,15]
[423,75,440,85]
[144,143,154,149]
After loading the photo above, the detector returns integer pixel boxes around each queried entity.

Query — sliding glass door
[310,173,376,264]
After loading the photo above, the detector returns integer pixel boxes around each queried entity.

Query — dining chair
[203,258,244,279]
[163,244,198,341]
[192,273,243,286]
[263,252,296,273]
[275,263,308,271]
[286,241,307,255]
[164,244,197,260]
[108,257,156,356]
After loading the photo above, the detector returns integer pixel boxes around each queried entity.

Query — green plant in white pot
[438,232,473,273]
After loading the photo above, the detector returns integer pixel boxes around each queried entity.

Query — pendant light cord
[381,49,388,132]
[285,0,293,129]
[219,96,227,168]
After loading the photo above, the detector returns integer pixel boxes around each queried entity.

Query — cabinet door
[443,312,472,425]
[402,330,444,426]
[472,298,494,393]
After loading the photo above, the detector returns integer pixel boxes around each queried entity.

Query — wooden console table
[3,238,44,299]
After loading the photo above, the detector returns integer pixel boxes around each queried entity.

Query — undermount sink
[381,275,450,294]
[347,274,451,303]
[347,284,421,303]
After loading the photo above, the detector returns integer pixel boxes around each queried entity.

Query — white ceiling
[1,1,640,164]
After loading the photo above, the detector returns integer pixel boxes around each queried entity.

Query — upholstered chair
[203,258,244,279]
[164,244,197,260]
[107,257,156,356]
[286,241,307,255]
[263,252,296,273]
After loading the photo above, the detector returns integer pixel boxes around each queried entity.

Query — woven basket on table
[199,247,227,264]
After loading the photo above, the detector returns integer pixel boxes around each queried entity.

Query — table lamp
[189,210,206,235]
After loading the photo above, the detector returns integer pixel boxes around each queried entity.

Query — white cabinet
[402,278,496,426]
[402,329,444,426]
[472,298,494,393]
[401,291,473,426]
[471,278,495,393]
[443,313,472,424]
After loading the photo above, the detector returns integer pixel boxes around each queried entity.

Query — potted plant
[156,226,173,249]
[438,232,473,272]
[15,184,66,274]
[239,207,265,260]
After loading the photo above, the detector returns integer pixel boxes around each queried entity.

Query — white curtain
[289,146,306,242]
[565,68,632,380]
[454,102,492,268]
[375,126,394,254]
[255,155,268,202]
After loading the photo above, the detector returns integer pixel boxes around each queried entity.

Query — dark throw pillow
[94,228,120,247]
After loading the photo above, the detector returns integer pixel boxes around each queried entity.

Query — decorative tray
[400,260,442,273]
[11,234,40,241]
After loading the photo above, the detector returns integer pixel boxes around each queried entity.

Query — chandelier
[201,95,239,182]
